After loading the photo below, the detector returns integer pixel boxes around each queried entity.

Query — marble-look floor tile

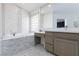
[15,44,53,56]
[1,36,54,56]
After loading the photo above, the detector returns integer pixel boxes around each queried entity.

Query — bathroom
[0,3,79,56]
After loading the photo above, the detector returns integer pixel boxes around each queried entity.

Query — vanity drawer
[45,32,53,36]
[45,43,54,53]
[54,32,79,40]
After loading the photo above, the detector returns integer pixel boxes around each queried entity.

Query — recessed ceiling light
[48,4,52,7]
[22,3,25,4]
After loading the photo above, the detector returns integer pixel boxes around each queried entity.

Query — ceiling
[40,4,53,14]
[15,3,47,12]
[53,3,79,13]
[16,3,79,14]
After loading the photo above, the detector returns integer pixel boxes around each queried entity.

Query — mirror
[53,3,79,29]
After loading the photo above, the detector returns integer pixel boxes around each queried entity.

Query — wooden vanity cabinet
[45,32,54,53]
[45,31,79,56]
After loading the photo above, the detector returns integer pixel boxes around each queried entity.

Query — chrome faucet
[65,25,68,30]
[13,33,16,36]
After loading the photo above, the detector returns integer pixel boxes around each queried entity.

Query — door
[54,38,78,56]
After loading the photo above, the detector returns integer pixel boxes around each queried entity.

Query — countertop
[45,28,79,34]
[35,28,79,34]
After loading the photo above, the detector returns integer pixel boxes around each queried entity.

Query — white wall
[17,7,22,33]
[40,13,53,31]
[4,4,18,34]
[0,4,2,55]
[22,9,30,33]
[0,4,1,34]
[4,4,30,34]
[53,13,79,29]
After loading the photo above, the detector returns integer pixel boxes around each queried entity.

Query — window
[31,14,39,32]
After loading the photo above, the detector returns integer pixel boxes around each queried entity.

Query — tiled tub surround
[3,33,34,40]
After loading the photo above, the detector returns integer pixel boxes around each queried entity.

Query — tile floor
[1,35,54,56]
[15,44,53,56]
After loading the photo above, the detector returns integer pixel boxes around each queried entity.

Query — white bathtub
[3,33,34,40]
